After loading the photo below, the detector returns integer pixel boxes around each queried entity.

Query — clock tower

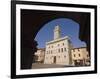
[54,25,61,40]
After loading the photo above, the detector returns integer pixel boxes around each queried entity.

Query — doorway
[74,60,83,66]
[53,56,56,64]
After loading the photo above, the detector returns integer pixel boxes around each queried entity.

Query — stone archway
[21,9,90,69]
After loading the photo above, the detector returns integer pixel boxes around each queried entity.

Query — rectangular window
[51,50,52,54]
[78,49,80,51]
[61,48,63,52]
[49,51,50,54]
[78,54,80,57]
[64,48,66,51]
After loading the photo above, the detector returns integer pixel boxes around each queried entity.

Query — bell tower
[54,25,61,40]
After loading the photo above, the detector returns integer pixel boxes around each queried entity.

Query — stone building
[34,25,90,66]
[34,48,45,63]
[44,26,72,65]
[71,47,90,66]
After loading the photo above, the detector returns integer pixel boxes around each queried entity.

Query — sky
[35,18,86,48]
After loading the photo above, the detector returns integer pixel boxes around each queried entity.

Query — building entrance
[53,56,56,64]
[74,60,83,66]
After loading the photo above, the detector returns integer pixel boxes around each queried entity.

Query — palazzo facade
[44,26,72,65]
[34,25,90,66]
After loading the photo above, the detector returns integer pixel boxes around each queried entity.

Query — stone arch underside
[21,9,90,69]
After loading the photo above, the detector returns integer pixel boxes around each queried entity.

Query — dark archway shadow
[21,9,90,69]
